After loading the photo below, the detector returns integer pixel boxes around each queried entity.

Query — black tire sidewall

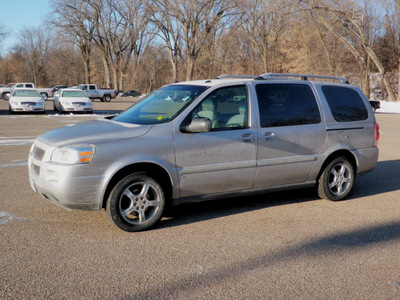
[106,174,165,232]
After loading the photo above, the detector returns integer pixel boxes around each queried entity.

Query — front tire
[106,174,165,232]
[318,156,355,201]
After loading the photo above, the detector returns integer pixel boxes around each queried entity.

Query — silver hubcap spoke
[328,163,351,196]
[147,200,160,208]
[139,183,150,198]
[119,181,161,225]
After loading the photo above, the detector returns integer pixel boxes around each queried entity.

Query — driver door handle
[241,133,255,143]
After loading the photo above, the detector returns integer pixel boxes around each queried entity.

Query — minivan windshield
[113,85,208,125]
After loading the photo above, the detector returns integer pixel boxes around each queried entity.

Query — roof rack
[216,74,260,80]
[215,73,350,84]
[260,73,350,84]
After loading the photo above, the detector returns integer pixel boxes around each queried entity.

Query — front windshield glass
[113,85,208,125]
[62,91,87,98]
[12,90,41,97]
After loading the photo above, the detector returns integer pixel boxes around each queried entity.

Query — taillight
[374,123,380,147]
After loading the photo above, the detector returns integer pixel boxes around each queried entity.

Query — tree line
[0,0,398,101]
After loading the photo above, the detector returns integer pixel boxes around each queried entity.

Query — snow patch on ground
[0,137,35,146]
[378,101,400,113]
[0,159,28,168]
[0,211,28,225]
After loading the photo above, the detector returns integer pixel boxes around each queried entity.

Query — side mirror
[181,117,212,133]
[4,93,10,101]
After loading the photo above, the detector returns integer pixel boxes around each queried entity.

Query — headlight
[61,101,71,106]
[51,145,96,164]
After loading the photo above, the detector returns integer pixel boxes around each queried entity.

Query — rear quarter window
[256,84,321,128]
[322,86,368,122]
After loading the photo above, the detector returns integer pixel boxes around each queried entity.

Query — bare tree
[18,26,53,86]
[114,0,154,90]
[147,0,183,82]
[56,0,152,89]
[239,0,289,73]
[50,0,96,84]
[298,0,396,101]
[380,0,400,101]
[0,23,7,46]
[155,0,233,81]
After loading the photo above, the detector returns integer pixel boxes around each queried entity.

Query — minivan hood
[38,118,152,147]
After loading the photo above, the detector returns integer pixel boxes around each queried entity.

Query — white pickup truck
[1,83,34,99]
[36,87,53,100]
[76,84,118,102]
[0,83,52,100]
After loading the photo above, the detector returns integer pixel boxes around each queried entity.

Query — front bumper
[28,139,106,211]
[11,103,44,112]
[61,103,92,112]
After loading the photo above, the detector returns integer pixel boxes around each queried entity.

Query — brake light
[374,123,380,147]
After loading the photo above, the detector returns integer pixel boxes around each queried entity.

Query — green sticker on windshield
[157,116,163,121]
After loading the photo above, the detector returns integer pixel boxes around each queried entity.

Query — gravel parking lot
[1,98,400,299]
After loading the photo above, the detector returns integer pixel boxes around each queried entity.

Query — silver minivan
[28,74,379,231]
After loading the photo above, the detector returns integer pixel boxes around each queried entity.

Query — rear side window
[256,84,321,128]
[322,86,368,122]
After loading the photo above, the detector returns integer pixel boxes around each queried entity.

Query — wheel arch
[317,149,357,182]
[102,162,174,209]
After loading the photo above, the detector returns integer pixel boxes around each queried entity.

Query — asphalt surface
[1,98,400,299]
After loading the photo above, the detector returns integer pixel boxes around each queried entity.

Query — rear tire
[318,156,355,201]
[103,94,111,102]
[106,173,165,232]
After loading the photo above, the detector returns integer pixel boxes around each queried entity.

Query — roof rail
[260,73,350,84]
[217,74,260,80]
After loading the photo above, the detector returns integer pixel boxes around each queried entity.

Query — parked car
[51,85,70,97]
[53,89,93,113]
[121,90,141,97]
[28,73,379,232]
[76,84,118,102]
[369,100,380,111]
[115,90,124,96]
[1,83,34,100]
[9,88,45,113]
